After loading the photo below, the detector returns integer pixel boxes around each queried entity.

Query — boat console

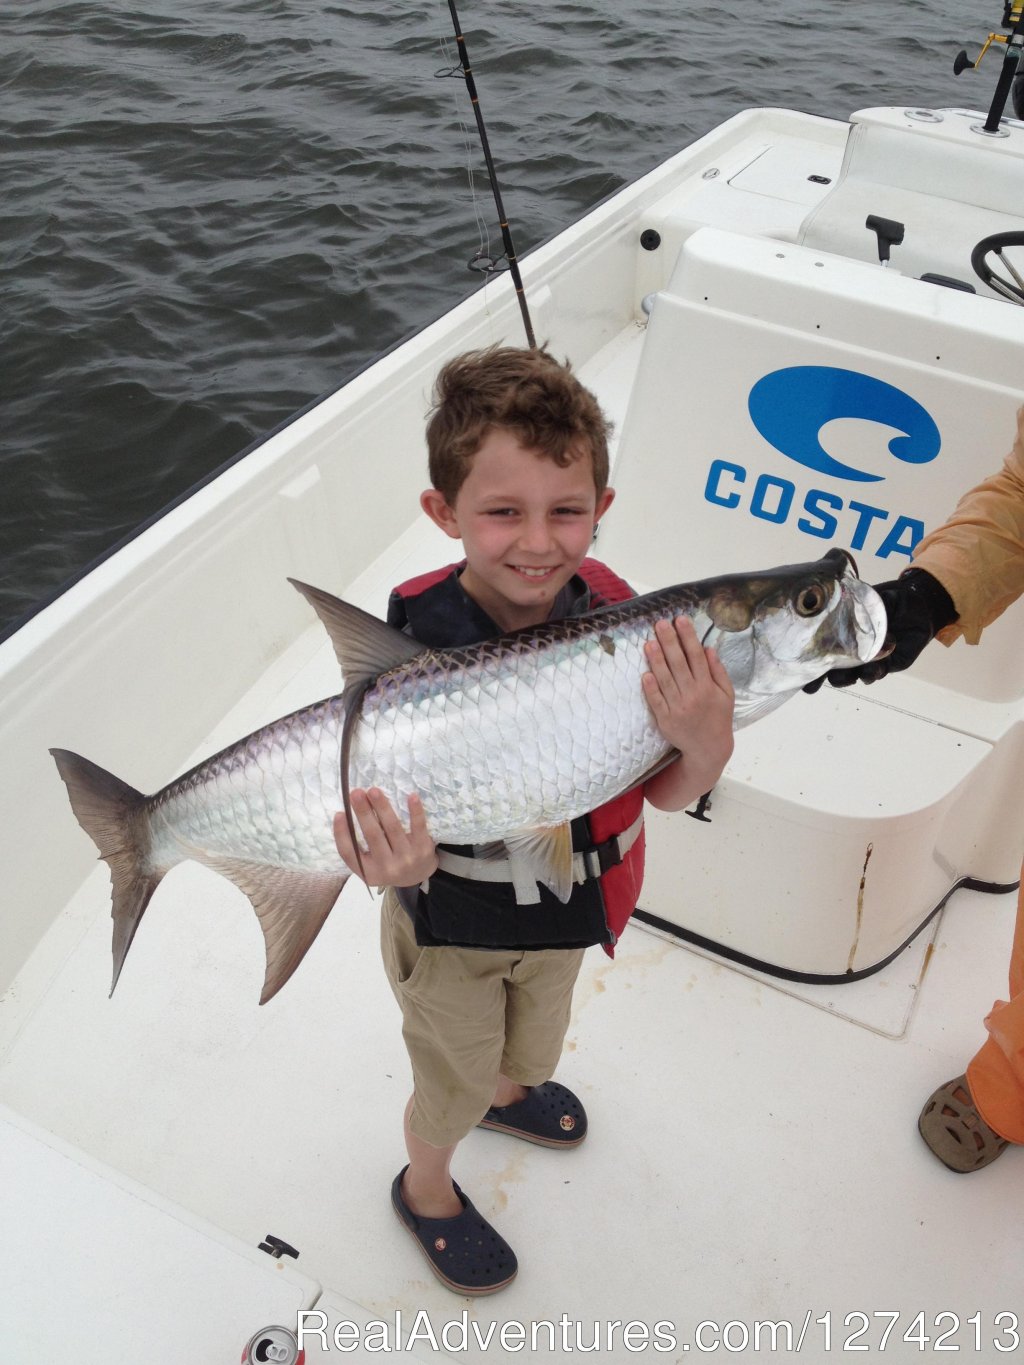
[598,82,1024,980]
[798,105,1024,297]
[601,219,1024,979]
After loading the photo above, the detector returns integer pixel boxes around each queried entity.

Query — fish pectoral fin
[288,580,426,683]
[704,626,756,689]
[732,687,800,728]
[203,854,349,1004]
[503,823,575,905]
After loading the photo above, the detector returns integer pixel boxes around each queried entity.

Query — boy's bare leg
[490,1073,528,1107]
[401,1096,461,1217]
[401,1075,528,1217]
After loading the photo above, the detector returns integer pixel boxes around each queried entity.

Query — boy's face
[421,427,615,633]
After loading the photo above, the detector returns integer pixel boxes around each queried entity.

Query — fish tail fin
[50,748,163,997]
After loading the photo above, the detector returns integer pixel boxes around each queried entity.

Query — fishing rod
[442,0,537,348]
[953,0,1024,129]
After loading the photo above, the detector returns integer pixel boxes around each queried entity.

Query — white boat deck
[0,784,1018,1359]
[2,506,1019,1361]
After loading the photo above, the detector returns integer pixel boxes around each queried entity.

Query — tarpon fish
[51,548,885,1004]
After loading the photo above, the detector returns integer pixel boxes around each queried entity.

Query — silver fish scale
[148,697,348,874]
[147,594,691,877]
[350,606,672,847]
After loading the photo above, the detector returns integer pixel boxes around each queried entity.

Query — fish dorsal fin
[289,580,426,886]
[288,579,425,684]
[502,823,575,904]
[202,852,349,1004]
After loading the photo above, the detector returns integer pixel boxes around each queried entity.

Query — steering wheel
[971,230,1024,304]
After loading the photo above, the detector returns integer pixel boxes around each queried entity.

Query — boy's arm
[333,789,439,888]
[641,616,736,812]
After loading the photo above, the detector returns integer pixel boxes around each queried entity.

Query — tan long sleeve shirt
[912,406,1024,646]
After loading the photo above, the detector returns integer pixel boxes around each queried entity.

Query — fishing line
[437,0,537,348]
[436,28,493,270]
[436,30,503,332]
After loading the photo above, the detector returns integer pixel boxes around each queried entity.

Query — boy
[334,346,735,1294]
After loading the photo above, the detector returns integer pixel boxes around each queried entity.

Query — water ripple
[1,0,973,633]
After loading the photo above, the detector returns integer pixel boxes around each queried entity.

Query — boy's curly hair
[425,346,611,502]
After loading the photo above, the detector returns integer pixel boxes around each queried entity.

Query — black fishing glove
[804,568,958,692]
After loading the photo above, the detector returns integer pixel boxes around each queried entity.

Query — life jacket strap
[432,812,644,904]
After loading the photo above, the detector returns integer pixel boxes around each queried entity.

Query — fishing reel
[953,0,1024,123]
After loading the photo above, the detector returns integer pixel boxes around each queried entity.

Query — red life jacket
[577,558,647,957]
[390,557,647,957]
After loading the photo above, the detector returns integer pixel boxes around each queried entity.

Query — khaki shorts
[380,888,585,1147]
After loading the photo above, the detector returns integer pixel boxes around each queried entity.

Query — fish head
[703,548,887,724]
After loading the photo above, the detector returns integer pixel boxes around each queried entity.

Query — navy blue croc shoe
[390,1167,518,1296]
[477,1081,588,1147]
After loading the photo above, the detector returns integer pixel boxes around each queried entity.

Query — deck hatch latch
[258,1234,300,1261]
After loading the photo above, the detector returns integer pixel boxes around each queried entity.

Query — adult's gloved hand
[804,568,958,693]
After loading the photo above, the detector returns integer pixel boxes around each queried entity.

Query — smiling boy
[333,346,734,1295]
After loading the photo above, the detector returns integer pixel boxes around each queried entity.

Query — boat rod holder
[953,0,1024,131]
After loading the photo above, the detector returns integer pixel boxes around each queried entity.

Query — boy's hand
[333,789,438,888]
[641,616,735,810]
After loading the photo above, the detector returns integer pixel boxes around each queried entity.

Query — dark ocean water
[2,0,981,636]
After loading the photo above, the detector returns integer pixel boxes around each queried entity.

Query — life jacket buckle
[582,834,624,882]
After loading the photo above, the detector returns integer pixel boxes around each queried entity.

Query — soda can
[241,1325,305,1365]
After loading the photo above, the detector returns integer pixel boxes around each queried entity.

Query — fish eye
[795,583,827,617]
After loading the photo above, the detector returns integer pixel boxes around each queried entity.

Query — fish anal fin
[288,579,425,683]
[503,823,575,904]
[203,854,349,1004]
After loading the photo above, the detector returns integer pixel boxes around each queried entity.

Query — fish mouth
[806,550,887,665]
[843,570,888,662]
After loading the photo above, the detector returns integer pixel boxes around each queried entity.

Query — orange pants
[966,872,1024,1143]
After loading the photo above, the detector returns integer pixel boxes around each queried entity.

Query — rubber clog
[478,1080,588,1148]
[390,1166,518,1295]
[918,1074,1010,1173]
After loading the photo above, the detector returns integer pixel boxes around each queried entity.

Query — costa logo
[747,367,941,482]
[702,368,941,560]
